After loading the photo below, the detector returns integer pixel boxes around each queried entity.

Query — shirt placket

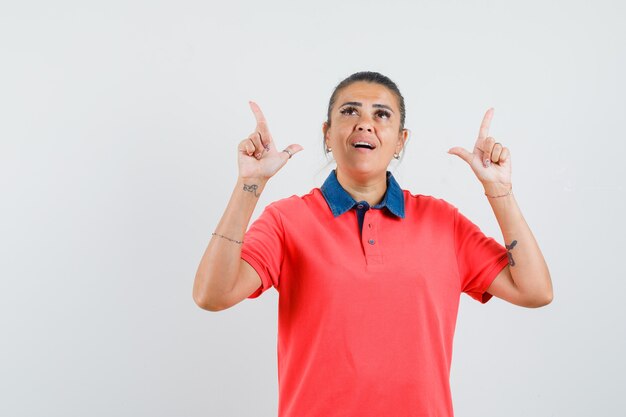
[361,209,383,265]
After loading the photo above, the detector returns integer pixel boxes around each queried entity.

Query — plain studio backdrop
[1,0,624,416]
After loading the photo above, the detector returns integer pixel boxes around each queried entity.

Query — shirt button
[357,204,364,209]
[368,239,375,245]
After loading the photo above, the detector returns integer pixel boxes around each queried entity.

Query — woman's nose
[355,113,374,132]
[356,118,374,132]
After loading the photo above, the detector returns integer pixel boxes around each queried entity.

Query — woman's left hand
[448,108,512,193]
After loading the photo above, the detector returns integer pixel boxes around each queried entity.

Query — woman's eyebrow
[339,101,394,112]
[373,104,394,112]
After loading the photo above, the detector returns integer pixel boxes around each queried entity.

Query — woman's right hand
[237,101,303,181]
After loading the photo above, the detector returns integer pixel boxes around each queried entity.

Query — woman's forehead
[335,82,398,109]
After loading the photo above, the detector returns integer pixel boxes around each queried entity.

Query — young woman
[193,71,552,417]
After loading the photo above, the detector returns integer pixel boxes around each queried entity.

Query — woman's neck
[336,168,388,206]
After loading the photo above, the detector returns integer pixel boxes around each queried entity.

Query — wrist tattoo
[505,240,517,266]
[243,183,260,198]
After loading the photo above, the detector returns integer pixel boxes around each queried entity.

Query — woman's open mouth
[352,141,376,150]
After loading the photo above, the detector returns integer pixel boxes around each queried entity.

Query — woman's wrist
[236,176,269,199]
[482,181,513,198]
[238,175,269,186]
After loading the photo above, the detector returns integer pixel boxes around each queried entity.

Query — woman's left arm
[448,108,553,308]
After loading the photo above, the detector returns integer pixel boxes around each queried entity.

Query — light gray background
[1,0,624,416]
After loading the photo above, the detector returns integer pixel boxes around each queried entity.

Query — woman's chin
[337,163,387,180]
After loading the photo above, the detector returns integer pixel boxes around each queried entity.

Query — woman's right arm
[192,101,302,311]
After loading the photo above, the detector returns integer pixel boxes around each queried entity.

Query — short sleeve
[454,208,509,304]
[241,204,284,299]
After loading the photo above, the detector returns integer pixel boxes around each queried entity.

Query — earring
[326,147,332,153]
[393,152,400,159]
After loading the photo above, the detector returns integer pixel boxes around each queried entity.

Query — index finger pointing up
[475,107,495,149]
[249,101,272,147]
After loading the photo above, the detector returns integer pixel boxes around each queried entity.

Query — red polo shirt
[240,171,509,417]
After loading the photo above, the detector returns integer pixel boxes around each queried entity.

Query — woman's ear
[396,128,409,154]
[322,122,330,147]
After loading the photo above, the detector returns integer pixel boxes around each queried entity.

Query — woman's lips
[352,143,375,150]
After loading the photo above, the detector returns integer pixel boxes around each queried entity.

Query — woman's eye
[339,107,391,119]
[339,107,358,116]
[377,110,391,119]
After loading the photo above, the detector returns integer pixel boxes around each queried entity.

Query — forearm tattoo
[506,240,517,266]
[243,183,260,198]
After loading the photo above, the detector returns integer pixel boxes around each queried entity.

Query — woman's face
[323,81,407,181]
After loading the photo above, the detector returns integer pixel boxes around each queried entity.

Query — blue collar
[320,169,405,218]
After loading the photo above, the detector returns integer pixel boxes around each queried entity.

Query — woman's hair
[326,71,406,131]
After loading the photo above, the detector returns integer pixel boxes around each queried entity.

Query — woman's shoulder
[264,187,326,214]
[402,189,459,214]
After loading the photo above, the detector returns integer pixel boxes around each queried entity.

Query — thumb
[447,146,473,164]
[279,144,304,161]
